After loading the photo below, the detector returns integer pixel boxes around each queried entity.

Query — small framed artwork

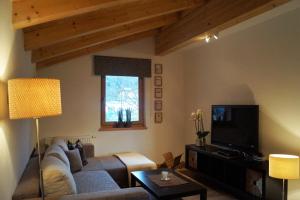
[154,100,162,111]
[154,76,162,87]
[154,88,162,98]
[155,112,163,123]
[154,64,163,74]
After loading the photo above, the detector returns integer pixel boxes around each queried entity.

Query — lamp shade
[8,78,62,119]
[269,154,300,180]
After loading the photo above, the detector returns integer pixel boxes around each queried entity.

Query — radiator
[44,135,96,146]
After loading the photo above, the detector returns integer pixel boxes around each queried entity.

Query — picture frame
[154,100,162,111]
[154,88,162,98]
[155,112,163,123]
[154,76,162,87]
[154,64,163,74]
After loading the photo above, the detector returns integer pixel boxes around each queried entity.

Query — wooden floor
[183,189,237,200]
[177,169,238,200]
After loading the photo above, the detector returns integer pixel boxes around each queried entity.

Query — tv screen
[211,105,259,152]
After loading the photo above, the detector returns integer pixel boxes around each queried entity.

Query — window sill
[99,126,147,132]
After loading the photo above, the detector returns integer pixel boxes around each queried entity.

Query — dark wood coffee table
[131,169,207,200]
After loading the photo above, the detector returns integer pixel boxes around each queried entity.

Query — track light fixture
[205,33,219,43]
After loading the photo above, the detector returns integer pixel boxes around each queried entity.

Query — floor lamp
[8,78,62,199]
[269,154,300,200]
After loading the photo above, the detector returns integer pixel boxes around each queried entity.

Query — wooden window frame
[99,76,145,131]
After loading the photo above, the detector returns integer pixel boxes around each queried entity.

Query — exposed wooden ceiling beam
[155,0,289,55]
[36,30,157,68]
[13,0,139,29]
[32,14,178,62]
[24,0,204,50]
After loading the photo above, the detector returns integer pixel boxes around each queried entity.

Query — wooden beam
[24,0,204,50]
[36,30,157,68]
[155,0,289,55]
[13,0,139,29]
[32,14,178,62]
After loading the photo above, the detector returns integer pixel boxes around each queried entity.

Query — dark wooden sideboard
[185,144,283,200]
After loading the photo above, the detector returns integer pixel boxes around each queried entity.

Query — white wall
[0,0,35,199]
[181,4,300,199]
[37,38,185,163]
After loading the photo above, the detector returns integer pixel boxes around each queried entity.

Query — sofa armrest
[83,143,94,158]
[59,187,149,200]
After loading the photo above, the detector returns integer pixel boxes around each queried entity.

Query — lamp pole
[282,179,287,200]
[35,118,44,200]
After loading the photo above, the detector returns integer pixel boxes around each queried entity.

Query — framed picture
[155,112,163,123]
[154,100,162,111]
[154,64,163,74]
[154,88,162,98]
[154,76,162,87]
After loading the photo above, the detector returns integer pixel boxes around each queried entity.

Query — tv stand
[216,148,241,159]
[185,144,283,200]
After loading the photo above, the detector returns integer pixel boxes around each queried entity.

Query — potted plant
[125,109,132,128]
[116,108,124,128]
[191,109,209,146]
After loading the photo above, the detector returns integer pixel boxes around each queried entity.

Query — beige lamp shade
[269,154,300,180]
[8,78,62,119]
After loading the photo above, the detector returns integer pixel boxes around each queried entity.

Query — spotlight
[205,36,210,43]
[213,34,218,40]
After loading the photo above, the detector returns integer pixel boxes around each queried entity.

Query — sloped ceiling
[12,0,289,68]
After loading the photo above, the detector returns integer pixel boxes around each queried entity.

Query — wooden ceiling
[12,0,289,68]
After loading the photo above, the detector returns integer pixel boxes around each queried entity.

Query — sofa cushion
[82,143,95,158]
[83,156,128,188]
[42,156,77,197]
[66,149,83,173]
[73,170,119,194]
[82,158,103,171]
[53,138,69,152]
[75,140,88,166]
[12,157,40,200]
[45,144,70,170]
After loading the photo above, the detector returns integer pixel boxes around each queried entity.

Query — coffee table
[131,169,207,200]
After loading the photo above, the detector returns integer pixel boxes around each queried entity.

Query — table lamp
[8,78,62,199]
[269,154,300,200]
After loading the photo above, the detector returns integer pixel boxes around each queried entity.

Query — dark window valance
[94,56,151,77]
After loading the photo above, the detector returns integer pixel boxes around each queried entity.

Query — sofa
[13,140,150,200]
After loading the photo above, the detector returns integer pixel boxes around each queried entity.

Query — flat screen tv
[211,105,259,152]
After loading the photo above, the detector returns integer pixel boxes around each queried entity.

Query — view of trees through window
[105,76,139,122]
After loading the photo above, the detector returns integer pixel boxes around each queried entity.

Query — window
[94,55,151,130]
[101,75,145,130]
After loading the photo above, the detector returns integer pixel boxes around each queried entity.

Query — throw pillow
[67,140,75,150]
[42,156,77,197]
[65,149,83,173]
[52,138,69,152]
[75,139,88,166]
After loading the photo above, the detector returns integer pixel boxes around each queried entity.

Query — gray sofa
[13,142,149,200]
